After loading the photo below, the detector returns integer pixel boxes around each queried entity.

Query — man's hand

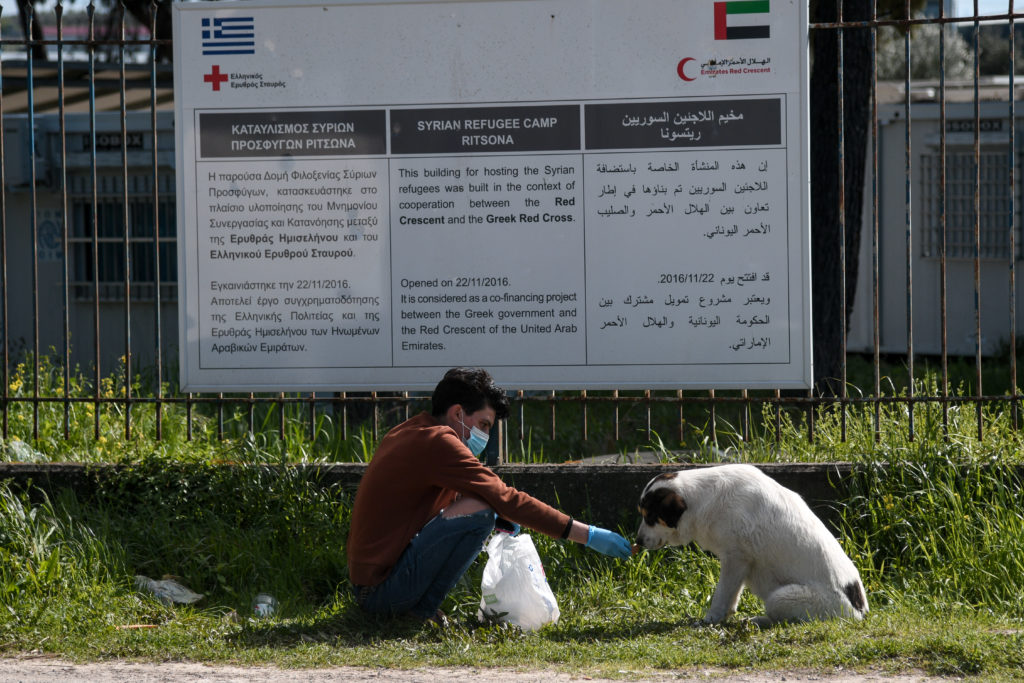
[585,526,632,558]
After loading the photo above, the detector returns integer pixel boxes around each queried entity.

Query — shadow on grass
[544,616,707,640]
[225,605,462,648]
[225,606,706,648]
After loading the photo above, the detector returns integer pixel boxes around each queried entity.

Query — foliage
[841,456,1024,614]
[875,20,973,81]
[1,446,1024,678]
[0,353,386,465]
[0,460,350,642]
[7,351,1024,465]
[3,349,1024,676]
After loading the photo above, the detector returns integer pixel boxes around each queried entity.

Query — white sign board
[173,0,811,391]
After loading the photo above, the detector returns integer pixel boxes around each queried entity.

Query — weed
[3,354,1024,677]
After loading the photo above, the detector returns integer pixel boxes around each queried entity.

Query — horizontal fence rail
[2,1,1024,463]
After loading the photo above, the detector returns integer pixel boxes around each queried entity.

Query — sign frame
[172,0,811,391]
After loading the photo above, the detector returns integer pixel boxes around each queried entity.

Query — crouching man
[346,367,631,624]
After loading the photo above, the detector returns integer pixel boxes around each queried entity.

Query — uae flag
[714,0,770,40]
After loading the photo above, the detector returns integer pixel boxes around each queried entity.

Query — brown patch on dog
[639,487,687,528]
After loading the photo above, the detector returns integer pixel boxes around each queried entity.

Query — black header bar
[199,110,387,158]
[585,98,782,150]
[390,104,580,155]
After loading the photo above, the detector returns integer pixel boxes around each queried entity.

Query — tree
[810,0,873,395]
[975,23,1024,76]
[876,21,973,80]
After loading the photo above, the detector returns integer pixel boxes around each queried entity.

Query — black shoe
[424,609,449,628]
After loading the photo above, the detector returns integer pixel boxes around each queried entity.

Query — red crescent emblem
[677,57,696,82]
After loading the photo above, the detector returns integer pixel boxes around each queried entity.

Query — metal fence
[2,1,1023,462]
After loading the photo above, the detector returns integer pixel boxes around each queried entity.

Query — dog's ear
[639,487,687,528]
[639,471,678,499]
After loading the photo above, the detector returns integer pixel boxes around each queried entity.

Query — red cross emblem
[203,65,229,91]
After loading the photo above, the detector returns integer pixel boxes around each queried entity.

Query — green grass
[1,446,1024,679]
[3,353,1024,678]
[6,351,1024,465]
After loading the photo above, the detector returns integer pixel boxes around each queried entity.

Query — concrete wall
[0,461,858,532]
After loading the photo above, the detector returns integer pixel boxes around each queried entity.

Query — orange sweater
[346,412,571,587]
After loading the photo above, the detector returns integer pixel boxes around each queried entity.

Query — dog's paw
[690,618,721,630]
[701,615,727,626]
[702,610,730,625]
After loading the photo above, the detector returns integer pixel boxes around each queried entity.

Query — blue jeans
[354,508,495,619]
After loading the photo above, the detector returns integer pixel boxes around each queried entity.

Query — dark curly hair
[430,367,509,420]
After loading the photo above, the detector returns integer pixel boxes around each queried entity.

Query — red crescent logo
[677,57,696,82]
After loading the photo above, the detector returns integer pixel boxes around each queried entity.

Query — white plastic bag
[134,575,204,605]
[477,532,559,631]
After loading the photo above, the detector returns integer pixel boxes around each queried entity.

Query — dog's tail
[843,580,869,616]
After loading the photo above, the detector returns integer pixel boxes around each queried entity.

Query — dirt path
[0,657,957,682]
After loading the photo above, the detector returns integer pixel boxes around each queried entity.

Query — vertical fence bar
[57,2,72,441]
[150,0,164,440]
[741,388,749,442]
[903,3,915,442]
[871,1,881,442]
[278,392,285,441]
[612,389,620,442]
[708,389,716,445]
[677,389,684,445]
[27,3,40,441]
[939,2,950,439]
[217,393,224,440]
[371,391,379,439]
[1010,0,1019,430]
[548,390,555,441]
[0,13,7,441]
[773,389,781,448]
[581,389,588,443]
[496,419,505,465]
[644,389,651,442]
[971,0,983,440]
[119,6,132,441]
[516,389,524,445]
[308,392,316,442]
[88,1,101,440]
[836,0,848,442]
[247,392,255,434]
[340,391,348,440]
[807,387,815,443]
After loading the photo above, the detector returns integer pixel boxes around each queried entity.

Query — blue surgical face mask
[459,414,490,456]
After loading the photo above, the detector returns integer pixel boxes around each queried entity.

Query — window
[68,172,177,301]
[920,149,1021,260]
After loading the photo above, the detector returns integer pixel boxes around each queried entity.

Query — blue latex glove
[585,525,632,558]
[495,517,521,536]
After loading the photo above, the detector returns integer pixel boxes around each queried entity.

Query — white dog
[635,464,868,626]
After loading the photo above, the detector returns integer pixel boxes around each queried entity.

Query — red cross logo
[203,65,229,91]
